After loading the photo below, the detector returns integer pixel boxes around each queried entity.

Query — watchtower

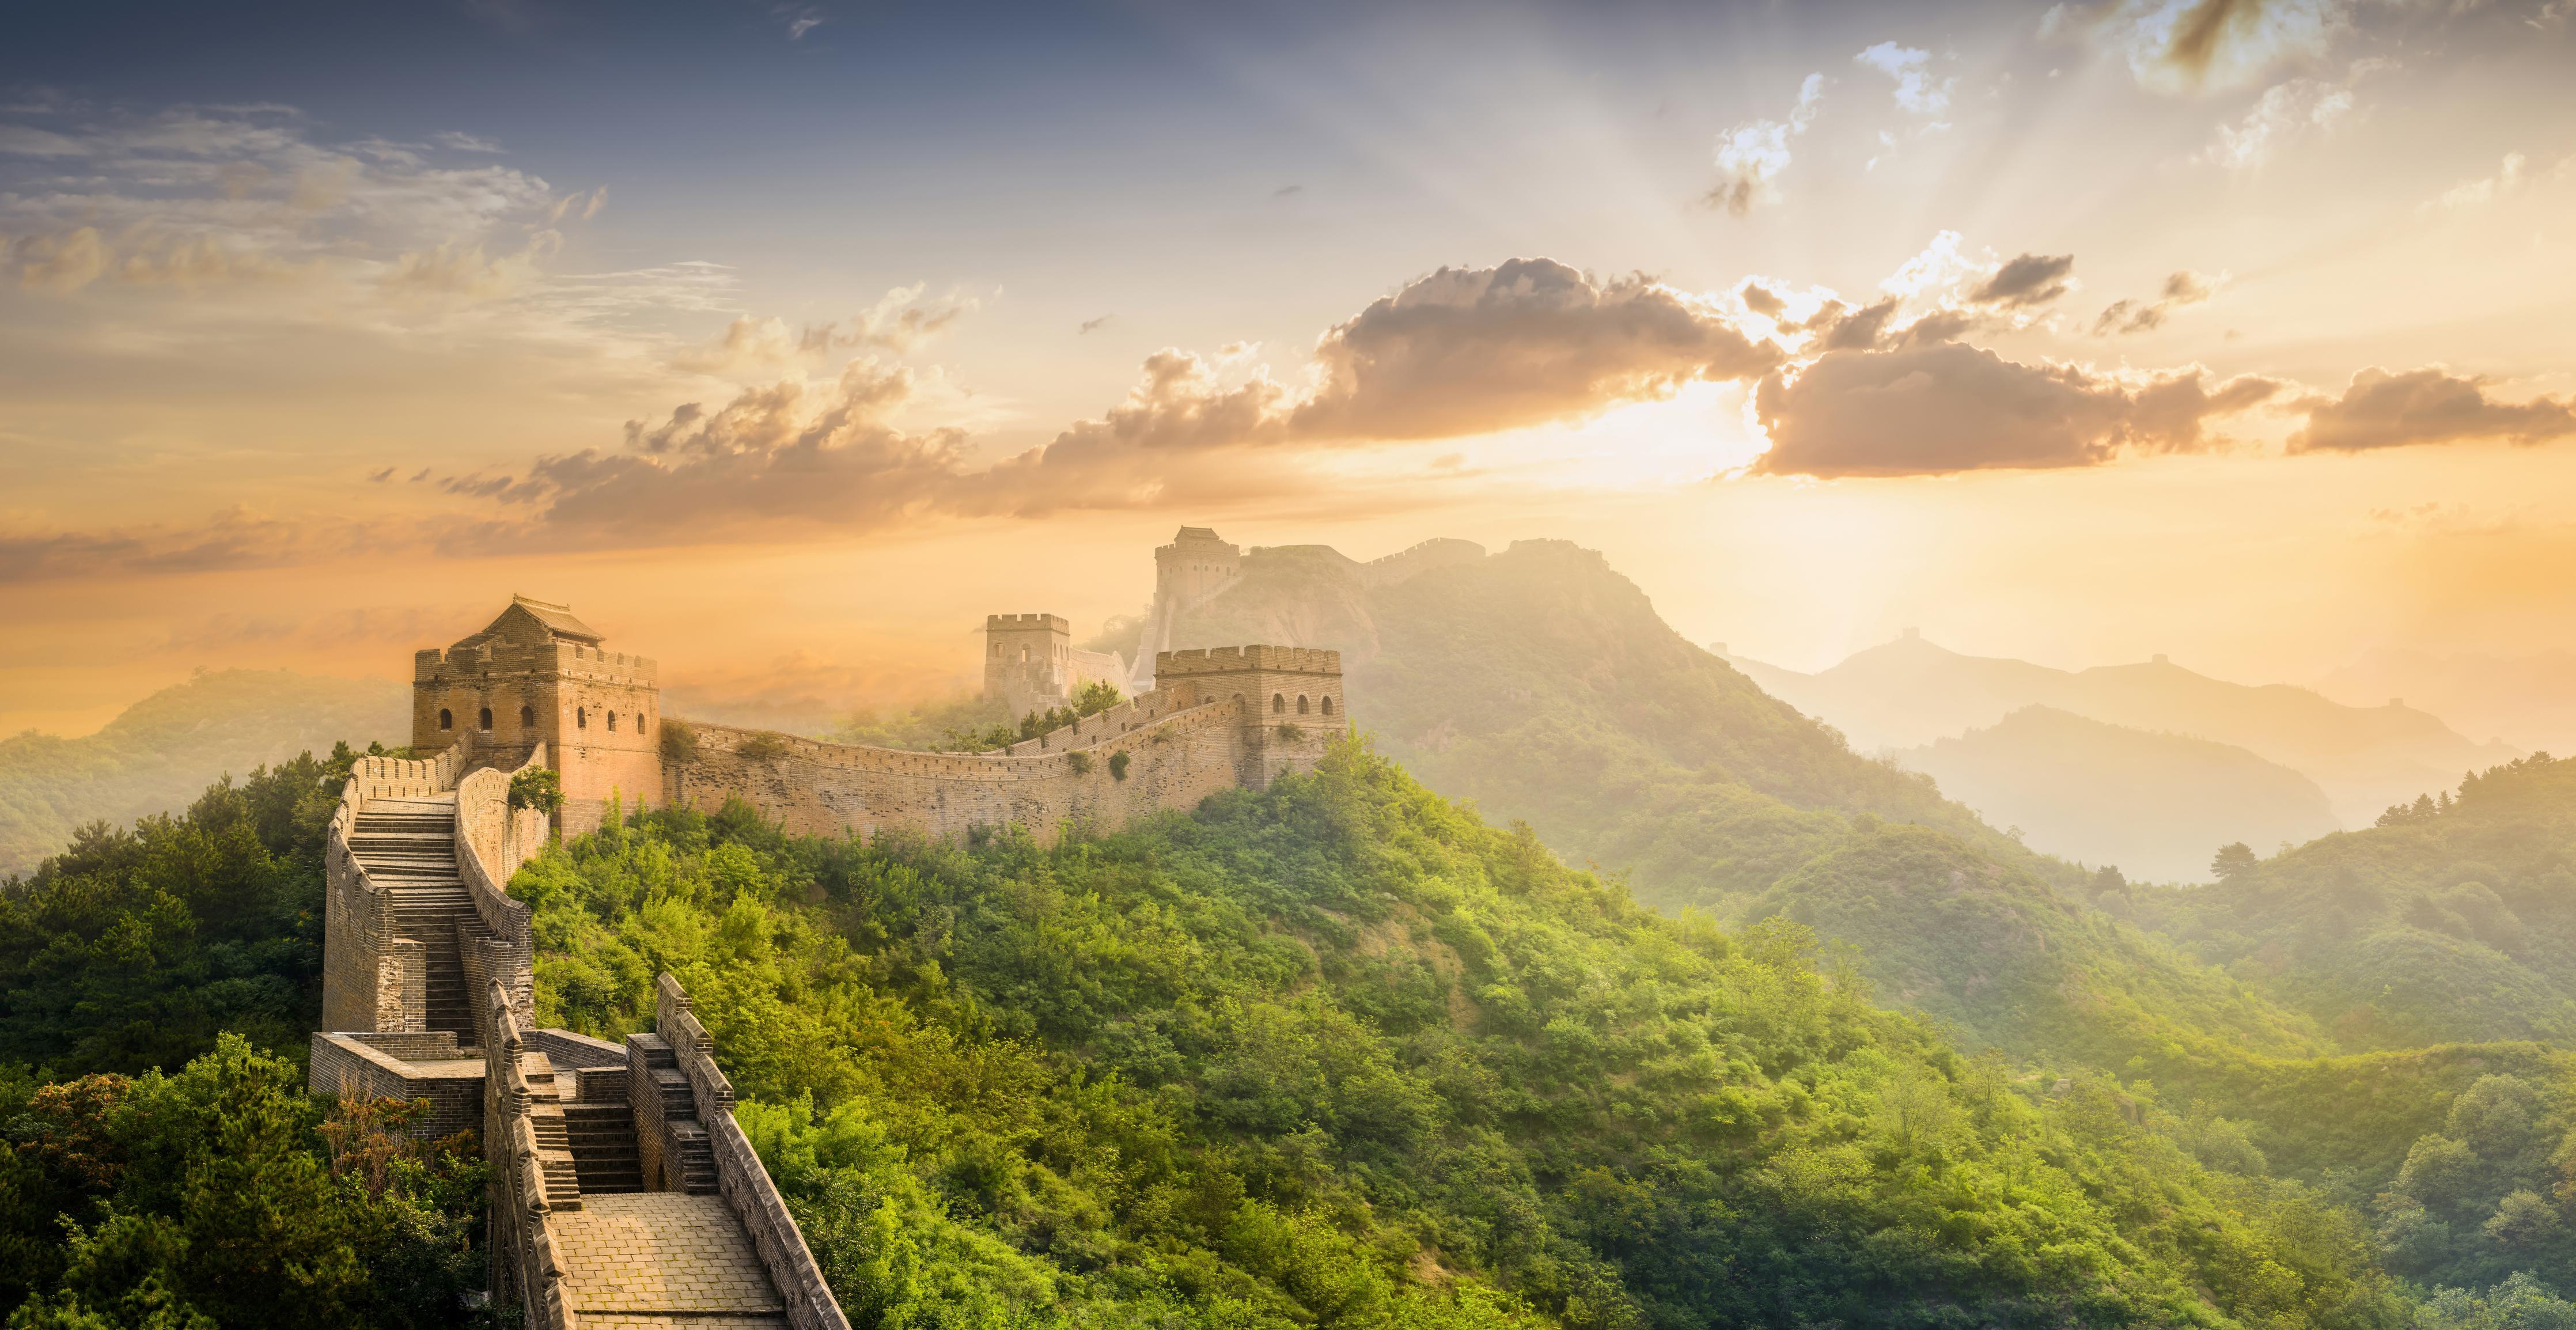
[1155,645,1342,725]
[984,613,1074,718]
[413,596,662,834]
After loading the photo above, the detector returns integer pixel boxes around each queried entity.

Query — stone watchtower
[413,596,662,833]
[1128,526,1244,691]
[984,613,1074,720]
[1153,645,1343,786]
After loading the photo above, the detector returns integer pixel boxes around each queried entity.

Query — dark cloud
[1969,253,2074,308]
[1820,298,1900,351]
[2290,367,2576,453]
[1738,282,1786,317]
[366,466,395,482]
[1289,259,1782,439]
[1078,315,1112,335]
[2094,270,2216,335]
[1753,341,2278,477]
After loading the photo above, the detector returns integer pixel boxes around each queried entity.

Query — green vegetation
[513,741,2408,1330]
[0,747,361,1075]
[2123,755,2576,1051]
[944,682,1127,753]
[0,1036,488,1328]
[507,766,562,812]
[0,669,406,878]
[661,717,701,763]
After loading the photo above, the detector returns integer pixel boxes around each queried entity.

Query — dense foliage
[516,741,2406,1330]
[0,747,362,1075]
[0,1035,487,1328]
[2122,755,2576,1051]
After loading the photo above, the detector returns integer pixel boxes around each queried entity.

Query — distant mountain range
[1723,631,2516,838]
[1895,705,2340,881]
[2316,646,2576,756]
[0,669,408,878]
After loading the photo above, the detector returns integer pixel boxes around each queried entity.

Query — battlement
[414,641,659,687]
[986,613,1069,632]
[1156,645,1342,676]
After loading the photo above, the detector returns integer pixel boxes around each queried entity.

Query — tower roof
[493,594,604,644]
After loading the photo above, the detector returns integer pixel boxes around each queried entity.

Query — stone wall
[454,745,548,1047]
[320,747,471,1034]
[658,976,850,1330]
[666,694,1266,846]
[308,1032,483,1140]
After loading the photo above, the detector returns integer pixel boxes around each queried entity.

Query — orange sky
[6,0,2575,738]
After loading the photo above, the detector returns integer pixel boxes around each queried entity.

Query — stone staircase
[348,795,479,1040]
[632,1035,718,1193]
[562,1102,646,1195]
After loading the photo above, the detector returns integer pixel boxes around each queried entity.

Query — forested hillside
[0,669,407,878]
[2125,753,2576,1051]
[513,744,2416,1330]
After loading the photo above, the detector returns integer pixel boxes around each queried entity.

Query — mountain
[1896,705,2340,881]
[1726,631,2517,831]
[2316,646,2576,756]
[2122,752,2576,1052]
[1143,539,2030,902]
[0,668,408,878]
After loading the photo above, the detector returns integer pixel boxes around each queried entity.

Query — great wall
[309,527,1350,1326]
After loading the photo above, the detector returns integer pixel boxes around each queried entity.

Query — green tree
[2212,840,2260,881]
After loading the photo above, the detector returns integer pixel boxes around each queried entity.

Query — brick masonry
[307,1031,484,1140]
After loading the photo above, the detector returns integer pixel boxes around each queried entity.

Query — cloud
[0,125,84,157]
[2104,0,2354,94]
[1969,253,2075,308]
[1753,340,2279,476]
[1854,43,1955,116]
[1709,74,1823,215]
[797,283,978,357]
[0,507,320,583]
[1079,315,1113,335]
[2203,59,2390,169]
[0,104,607,309]
[1289,259,1783,439]
[2093,268,2219,333]
[2426,152,2529,210]
[2289,367,2576,452]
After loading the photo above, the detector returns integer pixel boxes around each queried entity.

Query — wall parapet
[656,975,848,1330]
[486,981,576,1330]
[456,742,546,1049]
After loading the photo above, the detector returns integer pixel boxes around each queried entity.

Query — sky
[4,0,2575,738]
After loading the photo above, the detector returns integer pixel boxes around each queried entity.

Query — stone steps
[562,1103,646,1195]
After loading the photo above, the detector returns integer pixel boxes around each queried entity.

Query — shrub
[1068,751,1094,775]
[737,732,792,762]
[509,767,563,813]
[1072,679,1123,717]
[1109,751,1131,781]
[661,718,700,763]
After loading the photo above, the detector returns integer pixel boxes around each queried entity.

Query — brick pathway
[551,1193,786,1318]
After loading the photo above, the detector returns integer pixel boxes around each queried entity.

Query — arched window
[520,704,536,728]
[1297,695,1310,715]
[478,706,494,730]
[438,708,453,732]
[1320,695,1334,715]
[607,711,618,732]
[577,707,588,729]
[1020,646,1029,662]
[991,641,1001,657]
[1271,693,1285,713]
